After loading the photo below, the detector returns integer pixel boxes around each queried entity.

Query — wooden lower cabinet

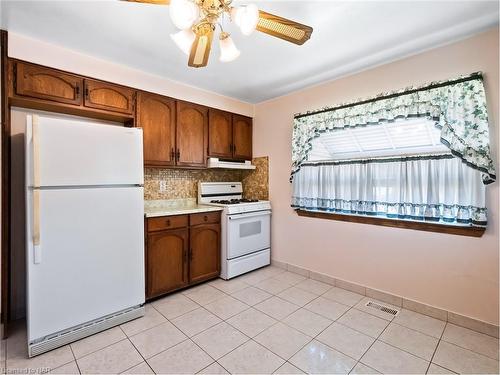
[145,212,221,299]
[189,223,220,284]
[146,228,188,299]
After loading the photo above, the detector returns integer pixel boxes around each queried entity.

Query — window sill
[295,210,485,237]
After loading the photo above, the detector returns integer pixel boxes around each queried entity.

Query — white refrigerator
[25,114,145,357]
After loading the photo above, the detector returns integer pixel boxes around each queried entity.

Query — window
[292,118,487,234]
[291,73,494,236]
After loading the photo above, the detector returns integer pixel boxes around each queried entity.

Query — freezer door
[26,114,143,187]
[26,187,145,343]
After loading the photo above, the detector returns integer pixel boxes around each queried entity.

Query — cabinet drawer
[148,215,188,232]
[190,211,221,226]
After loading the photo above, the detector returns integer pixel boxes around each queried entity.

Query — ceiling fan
[124,0,313,68]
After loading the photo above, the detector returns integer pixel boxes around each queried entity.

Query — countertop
[144,198,223,218]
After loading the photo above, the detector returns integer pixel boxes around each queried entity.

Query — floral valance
[291,73,496,184]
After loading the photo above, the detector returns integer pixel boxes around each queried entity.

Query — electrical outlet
[159,180,167,192]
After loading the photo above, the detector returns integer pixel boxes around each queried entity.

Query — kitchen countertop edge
[144,205,224,218]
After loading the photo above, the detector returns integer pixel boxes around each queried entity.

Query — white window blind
[309,118,450,161]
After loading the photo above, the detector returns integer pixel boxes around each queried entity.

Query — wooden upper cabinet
[176,101,208,167]
[137,92,176,166]
[9,60,252,165]
[189,223,221,284]
[146,228,189,298]
[232,115,253,160]
[14,61,83,106]
[208,109,233,159]
[84,79,135,115]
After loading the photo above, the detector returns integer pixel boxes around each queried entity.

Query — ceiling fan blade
[122,0,170,5]
[188,24,214,68]
[256,10,313,45]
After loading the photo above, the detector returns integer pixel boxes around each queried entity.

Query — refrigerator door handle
[33,189,42,264]
[32,115,41,188]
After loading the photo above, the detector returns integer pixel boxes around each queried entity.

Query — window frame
[295,209,485,237]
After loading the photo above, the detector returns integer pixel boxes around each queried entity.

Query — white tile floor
[3,266,499,374]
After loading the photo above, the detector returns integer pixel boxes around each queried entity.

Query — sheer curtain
[292,155,487,226]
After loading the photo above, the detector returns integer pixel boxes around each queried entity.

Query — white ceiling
[1,0,498,103]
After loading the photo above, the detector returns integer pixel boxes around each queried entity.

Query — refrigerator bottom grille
[28,305,144,357]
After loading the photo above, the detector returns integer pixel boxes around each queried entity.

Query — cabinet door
[146,229,188,298]
[208,109,233,159]
[84,79,135,115]
[14,62,82,106]
[232,115,253,160]
[176,101,208,167]
[137,92,176,166]
[189,223,220,284]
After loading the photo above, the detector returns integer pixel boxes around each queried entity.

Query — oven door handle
[228,210,271,220]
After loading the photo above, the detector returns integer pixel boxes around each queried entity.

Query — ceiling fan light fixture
[171,28,196,55]
[219,32,240,62]
[231,4,259,36]
[125,0,313,68]
[169,0,199,30]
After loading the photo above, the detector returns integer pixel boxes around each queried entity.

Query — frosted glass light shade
[171,29,195,55]
[231,4,259,36]
[169,0,199,30]
[219,34,240,62]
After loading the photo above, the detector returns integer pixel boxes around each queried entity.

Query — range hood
[207,157,256,170]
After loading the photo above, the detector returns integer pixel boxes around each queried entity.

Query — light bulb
[231,4,259,36]
[230,7,243,27]
[219,33,240,62]
[169,0,199,30]
[171,29,196,55]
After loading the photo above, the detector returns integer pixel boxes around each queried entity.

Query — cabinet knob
[204,215,208,221]
[166,219,171,226]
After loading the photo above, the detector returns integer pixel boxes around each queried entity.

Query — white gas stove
[199,182,271,279]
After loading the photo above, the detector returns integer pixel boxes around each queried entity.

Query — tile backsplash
[242,156,269,201]
[144,156,269,201]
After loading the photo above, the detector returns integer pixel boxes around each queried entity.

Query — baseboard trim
[271,259,499,338]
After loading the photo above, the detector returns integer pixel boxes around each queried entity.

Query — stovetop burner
[210,198,259,205]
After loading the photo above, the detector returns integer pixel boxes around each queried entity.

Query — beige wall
[254,28,499,325]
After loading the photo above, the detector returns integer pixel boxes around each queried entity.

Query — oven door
[227,210,271,259]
